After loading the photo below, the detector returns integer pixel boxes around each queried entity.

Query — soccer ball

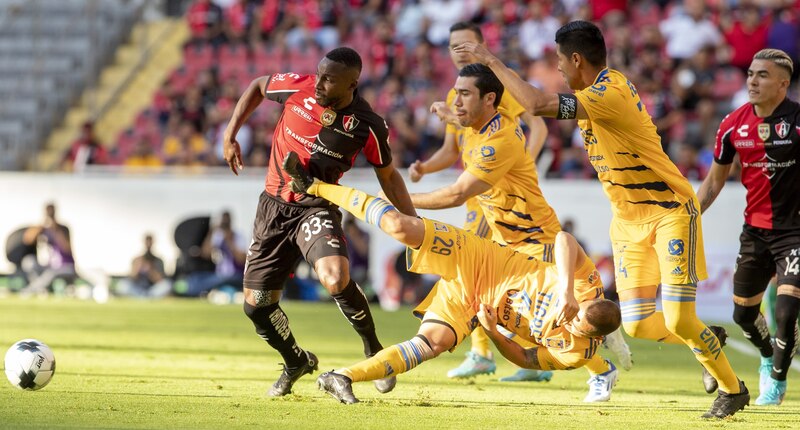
[4,339,56,390]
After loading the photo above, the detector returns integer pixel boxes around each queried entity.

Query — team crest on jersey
[433,222,449,232]
[775,120,790,139]
[321,109,336,126]
[758,123,771,141]
[342,114,359,132]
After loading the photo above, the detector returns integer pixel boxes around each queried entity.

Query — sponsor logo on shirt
[290,105,314,122]
[733,140,754,148]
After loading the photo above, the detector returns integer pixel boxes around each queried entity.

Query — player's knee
[774,295,800,328]
[732,303,759,326]
[621,320,646,339]
[317,268,349,294]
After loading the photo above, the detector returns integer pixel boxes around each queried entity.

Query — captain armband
[556,93,578,120]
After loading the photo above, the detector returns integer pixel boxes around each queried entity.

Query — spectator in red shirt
[62,121,108,172]
[186,0,224,45]
[723,5,770,72]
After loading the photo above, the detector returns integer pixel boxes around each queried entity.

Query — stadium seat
[173,216,215,280]
[4,226,36,272]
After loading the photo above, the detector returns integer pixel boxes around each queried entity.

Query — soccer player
[697,49,800,406]
[454,20,749,418]
[280,158,622,405]
[409,21,553,383]
[222,47,416,397]
[406,62,626,401]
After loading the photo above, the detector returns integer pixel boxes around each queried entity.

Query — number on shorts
[300,216,334,242]
[786,256,800,276]
[431,235,454,255]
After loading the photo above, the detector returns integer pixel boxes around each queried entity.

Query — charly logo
[342,114,359,132]
[321,109,336,126]
[758,123,771,141]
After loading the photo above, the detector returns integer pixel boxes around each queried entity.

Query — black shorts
[733,225,800,298]
[243,192,349,290]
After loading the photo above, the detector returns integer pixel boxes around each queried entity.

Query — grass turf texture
[1,297,798,429]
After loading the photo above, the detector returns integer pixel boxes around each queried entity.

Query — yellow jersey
[462,112,561,249]
[447,89,528,239]
[408,218,604,369]
[575,68,696,222]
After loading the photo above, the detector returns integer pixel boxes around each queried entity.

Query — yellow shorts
[464,198,491,239]
[407,218,541,350]
[611,199,707,291]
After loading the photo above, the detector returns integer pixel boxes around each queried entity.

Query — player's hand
[409,160,424,182]
[477,303,498,333]
[223,136,244,175]
[554,294,579,327]
[430,101,459,126]
[453,42,496,66]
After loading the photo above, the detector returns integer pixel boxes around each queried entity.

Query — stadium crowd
[66,0,800,181]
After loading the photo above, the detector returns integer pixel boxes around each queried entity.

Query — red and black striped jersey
[263,72,392,206]
[714,98,800,230]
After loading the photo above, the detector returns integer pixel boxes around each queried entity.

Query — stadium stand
[3,0,800,179]
[0,0,144,170]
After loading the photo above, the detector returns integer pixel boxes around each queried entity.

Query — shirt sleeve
[465,126,525,186]
[265,73,310,104]
[499,92,526,120]
[574,82,631,122]
[713,114,737,165]
[363,116,393,168]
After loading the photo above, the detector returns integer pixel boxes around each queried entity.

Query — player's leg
[242,193,315,397]
[583,354,618,402]
[317,314,458,404]
[611,220,682,344]
[654,202,748,418]
[729,228,775,400]
[296,209,396,394]
[447,210,496,378]
[759,234,800,405]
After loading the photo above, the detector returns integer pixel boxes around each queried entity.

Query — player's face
[315,58,359,108]
[746,59,789,106]
[449,29,482,70]
[556,46,581,90]
[453,76,493,128]
[565,300,596,338]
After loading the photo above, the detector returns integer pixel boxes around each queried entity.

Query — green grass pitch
[1,296,799,429]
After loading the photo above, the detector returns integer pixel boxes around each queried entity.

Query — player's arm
[454,43,588,120]
[697,161,733,213]
[375,164,418,217]
[553,231,586,326]
[477,303,545,370]
[222,75,270,175]
[409,132,459,182]
[408,170,491,209]
[520,111,548,160]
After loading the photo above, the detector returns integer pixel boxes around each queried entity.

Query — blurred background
[1,0,796,320]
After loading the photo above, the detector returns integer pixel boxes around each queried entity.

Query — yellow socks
[308,181,395,226]
[470,329,492,358]
[661,297,740,394]
[620,298,683,344]
[340,335,434,382]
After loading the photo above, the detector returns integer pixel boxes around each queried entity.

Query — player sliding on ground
[282,151,622,405]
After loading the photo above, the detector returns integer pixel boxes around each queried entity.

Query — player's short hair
[555,20,607,67]
[324,47,362,73]
[753,48,794,78]
[458,63,504,108]
[584,299,621,337]
[449,21,484,42]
